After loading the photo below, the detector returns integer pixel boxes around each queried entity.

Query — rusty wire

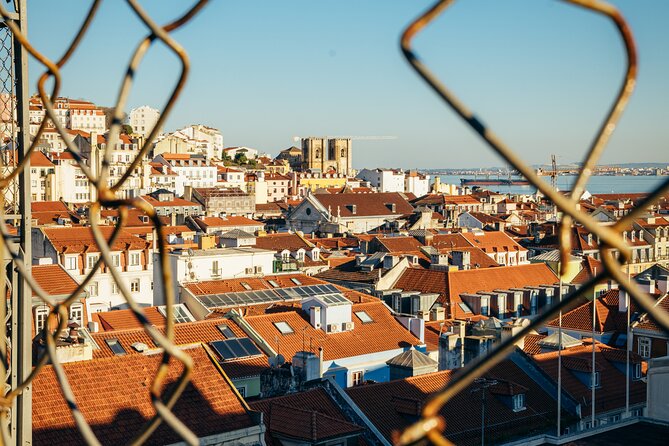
[399,0,669,444]
[0,1,208,445]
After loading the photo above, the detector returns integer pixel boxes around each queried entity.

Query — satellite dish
[268,356,277,367]
[276,354,286,366]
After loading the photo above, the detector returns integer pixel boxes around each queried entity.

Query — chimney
[309,306,322,329]
[638,278,655,295]
[451,250,471,270]
[439,324,464,370]
[619,289,629,313]
[657,275,669,295]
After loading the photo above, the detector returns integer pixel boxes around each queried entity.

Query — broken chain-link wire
[0,1,209,444]
[399,0,669,444]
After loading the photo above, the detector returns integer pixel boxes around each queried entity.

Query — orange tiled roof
[244,300,419,362]
[546,289,631,333]
[395,264,557,319]
[250,388,364,445]
[461,230,527,254]
[254,232,313,252]
[42,226,148,253]
[195,216,263,228]
[31,150,55,167]
[531,343,646,414]
[313,192,414,217]
[32,345,258,445]
[91,307,167,331]
[32,264,80,297]
[185,274,325,296]
[346,360,559,444]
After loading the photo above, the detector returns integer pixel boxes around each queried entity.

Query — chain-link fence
[398,1,669,445]
[0,0,666,445]
[0,1,208,445]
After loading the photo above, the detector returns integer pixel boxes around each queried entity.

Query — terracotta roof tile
[313,192,414,217]
[33,345,258,445]
[245,301,419,361]
[32,264,80,297]
[250,387,364,446]
[347,360,560,445]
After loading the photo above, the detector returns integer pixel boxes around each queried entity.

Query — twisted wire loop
[398,1,669,444]
[0,1,209,444]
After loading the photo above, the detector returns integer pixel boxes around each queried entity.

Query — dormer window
[634,363,642,380]
[512,394,525,412]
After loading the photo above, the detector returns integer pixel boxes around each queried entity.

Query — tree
[234,152,248,165]
[120,124,134,135]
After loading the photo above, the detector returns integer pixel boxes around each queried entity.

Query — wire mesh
[398,1,669,445]
[0,1,208,445]
[0,0,665,445]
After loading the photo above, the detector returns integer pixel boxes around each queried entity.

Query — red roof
[313,192,414,217]
[32,344,259,445]
[42,226,148,253]
[31,150,55,167]
[346,360,559,444]
[32,264,80,297]
[250,388,364,445]
[254,233,313,252]
[244,300,420,361]
[185,274,323,295]
[195,216,263,229]
[394,264,557,318]
[531,343,646,414]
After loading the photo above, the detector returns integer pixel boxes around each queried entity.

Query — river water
[435,175,668,195]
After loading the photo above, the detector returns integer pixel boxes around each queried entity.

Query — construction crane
[550,154,558,191]
[292,135,397,142]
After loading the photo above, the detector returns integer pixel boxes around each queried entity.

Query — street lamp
[471,377,499,446]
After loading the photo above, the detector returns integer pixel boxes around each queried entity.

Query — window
[69,303,84,327]
[105,338,126,356]
[130,252,140,266]
[241,282,252,290]
[87,254,98,269]
[254,266,263,274]
[512,394,525,412]
[212,260,219,275]
[592,372,600,388]
[480,298,489,316]
[131,279,140,293]
[111,253,121,267]
[634,363,642,379]
[273,321,294,335]
[638,337,651,358]
[351,370,364,386]
[111,282,119,295]
[268,280,280,288]
[88,281,99,297]
[35,305,50,332]
[236,386,246,398]
[355,311,373,324]
[217,324,237,339]
[290,277,302,286]
[65,255,78,271]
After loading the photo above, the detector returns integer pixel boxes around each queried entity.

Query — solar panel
[210,338,262,361]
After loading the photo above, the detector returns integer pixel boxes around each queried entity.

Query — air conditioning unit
[343,321,355,331]
[327,323,340,333]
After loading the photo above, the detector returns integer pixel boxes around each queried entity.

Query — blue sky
[27,0,669,169]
